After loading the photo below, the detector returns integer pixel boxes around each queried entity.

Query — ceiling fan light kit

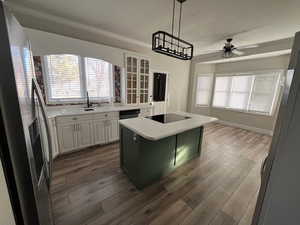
[152,0,194,60]
[221,38,247,58]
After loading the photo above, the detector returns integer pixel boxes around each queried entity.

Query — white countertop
[46,104,153,118]
[119,112,218,141]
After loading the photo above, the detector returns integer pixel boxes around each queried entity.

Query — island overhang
[119,112,218,141]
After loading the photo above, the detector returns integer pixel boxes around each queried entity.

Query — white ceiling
[6,0,300,55]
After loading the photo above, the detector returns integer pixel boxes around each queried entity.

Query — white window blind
[46,54,82,101]
[212,71,281,115]
[44,54,114,104]
[85,57,112,101]
[229,76,253,110]
[195,76,213,106]
[249,74,279,113]
[213,76,231,108]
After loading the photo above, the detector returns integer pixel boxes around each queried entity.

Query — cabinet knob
[133,133,137,142]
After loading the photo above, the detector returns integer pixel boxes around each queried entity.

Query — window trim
[211,70,283,116]
[43,54,114,105]
[194,74,214,107]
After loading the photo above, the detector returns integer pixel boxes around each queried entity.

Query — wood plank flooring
[51,123,271,225]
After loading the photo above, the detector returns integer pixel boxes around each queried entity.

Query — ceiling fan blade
[232,49,245,56]
[238,44,259,49]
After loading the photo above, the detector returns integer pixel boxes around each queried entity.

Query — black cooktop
[146,113,191,124]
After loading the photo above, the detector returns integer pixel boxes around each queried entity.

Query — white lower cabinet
[57,124,77,153]
[94,120,107,145]
[77,122,94,149]
[107,119,119,142]
[49,118,60,159]
[56,112,119,154]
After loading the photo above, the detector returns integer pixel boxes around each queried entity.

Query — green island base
[120,125,204,189]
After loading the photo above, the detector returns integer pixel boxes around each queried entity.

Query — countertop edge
[119,117,218,141]
[46,104,153,119]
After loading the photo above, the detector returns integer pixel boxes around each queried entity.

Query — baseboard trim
[216,120,273,136]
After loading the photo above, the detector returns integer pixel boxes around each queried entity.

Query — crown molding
[7,2,152,51]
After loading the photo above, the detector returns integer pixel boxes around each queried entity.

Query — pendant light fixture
[152,0,193,60]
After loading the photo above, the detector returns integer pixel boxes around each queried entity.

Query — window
[213,76,231,108]
[249,74,279,113]
[195,75,213,106]
[85,57,112,101]
[212,71,281,115]
[46,55,82,101]
[228,76,252,110]
[44,54,113,104]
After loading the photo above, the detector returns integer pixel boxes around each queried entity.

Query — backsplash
[113,65,121,103]
[32,56,122,105]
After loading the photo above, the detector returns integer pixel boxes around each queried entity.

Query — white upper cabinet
[125,54,151,105]
[139,59,150,104]
[125,55,138,104]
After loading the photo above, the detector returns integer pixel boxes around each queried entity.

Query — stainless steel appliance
[252,32,300,225]
[0,2,53,225]
[120,109,141,119]
[146,113,191,123]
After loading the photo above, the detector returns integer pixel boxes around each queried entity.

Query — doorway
[152,72,169,115]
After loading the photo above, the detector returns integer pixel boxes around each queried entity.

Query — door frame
[151,70,170,114]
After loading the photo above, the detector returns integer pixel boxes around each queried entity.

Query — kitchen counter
[119,112,217,141]
[46,104,153,118]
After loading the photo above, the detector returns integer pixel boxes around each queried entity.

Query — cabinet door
[125,55,138,104]
[175,127,202,168]
[94,120,107,145]
[77,122,94,148]
[107,119,119,143]
[139,59,150,104]
[57,124,76,153]
[49,118,59,158]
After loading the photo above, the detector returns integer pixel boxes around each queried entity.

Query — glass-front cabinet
[125,54,150,105]
[126,56,138,104]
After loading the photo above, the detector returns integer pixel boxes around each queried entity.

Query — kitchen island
[119,112,217,189]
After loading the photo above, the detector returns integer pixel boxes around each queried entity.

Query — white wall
[25,28,190,112]
[187,63,215,116]
[188,55,290,134]
[0,161,15,225]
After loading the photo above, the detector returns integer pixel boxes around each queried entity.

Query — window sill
[195,104,210,108]
[211,106,273,117]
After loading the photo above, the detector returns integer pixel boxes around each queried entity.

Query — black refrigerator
[0,2,53,225]
[252,32,300,225]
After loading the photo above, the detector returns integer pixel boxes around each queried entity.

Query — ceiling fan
[212,38,258,58]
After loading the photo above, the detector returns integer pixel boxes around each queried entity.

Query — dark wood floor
[51,123,271,225]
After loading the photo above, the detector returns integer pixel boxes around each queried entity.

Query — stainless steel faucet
[86,92,92,108]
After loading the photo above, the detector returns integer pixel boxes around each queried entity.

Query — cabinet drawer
[94,112,119,120]
[56,115,92,124]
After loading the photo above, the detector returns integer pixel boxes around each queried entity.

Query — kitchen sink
[83,108,95,111]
